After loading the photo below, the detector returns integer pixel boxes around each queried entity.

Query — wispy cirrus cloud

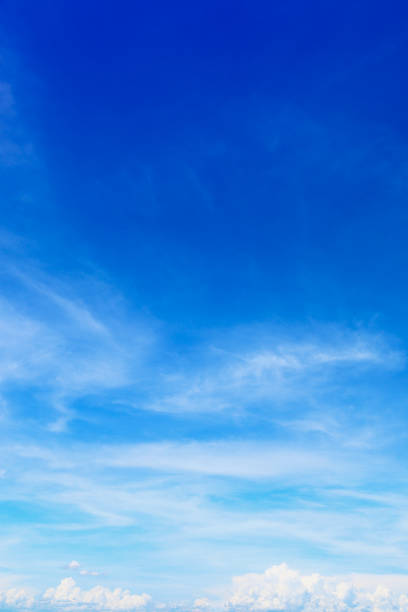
[0,239,403,431]
[144,326,404,415]
[0,251,157,431]
[1,434,408,579]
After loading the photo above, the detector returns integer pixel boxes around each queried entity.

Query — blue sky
[2,0,408,610]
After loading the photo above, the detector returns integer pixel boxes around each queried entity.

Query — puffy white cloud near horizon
[225,563,408,611]
[4,565,408,611]
[0,587,34,610]
[43,577,151,611]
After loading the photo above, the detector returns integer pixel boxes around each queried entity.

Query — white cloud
[145,328,404,414]
[67,561,80,570]
[65,560,101,576]
[3,566,408,611]
[225,563,408,611]
[96,440,361,481]
[0,437,403,567]
[43,577,151,610]
[229,339,402,380]
[0,586,34,609]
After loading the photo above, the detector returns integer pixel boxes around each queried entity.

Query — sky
[1,0,408,610]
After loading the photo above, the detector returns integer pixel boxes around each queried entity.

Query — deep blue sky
[2,1,408,609]
[3,0,408,330]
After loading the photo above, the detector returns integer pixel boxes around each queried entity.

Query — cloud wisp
[143,327,404,415]
[0,242,403,435]
[0,254,157,431]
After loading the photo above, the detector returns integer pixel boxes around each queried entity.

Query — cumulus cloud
[0,587,34,609]
[43,577,151,610]
[225,563,408,611]
[3,566,408,611]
